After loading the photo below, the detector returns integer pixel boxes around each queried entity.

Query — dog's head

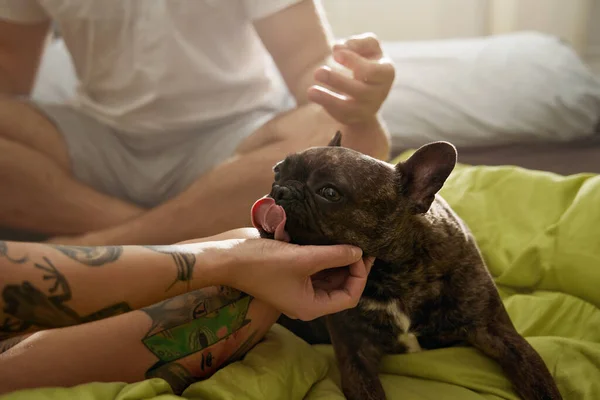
[251,131,457,256]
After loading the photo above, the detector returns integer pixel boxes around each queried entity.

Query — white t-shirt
[0,0,301,134]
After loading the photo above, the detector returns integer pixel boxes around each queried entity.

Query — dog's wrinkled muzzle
[251,196,290,242]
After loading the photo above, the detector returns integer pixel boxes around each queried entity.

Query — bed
[3,156,600,400]
[2,32,599,400]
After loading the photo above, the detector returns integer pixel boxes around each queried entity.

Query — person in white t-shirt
[0,0,393,245]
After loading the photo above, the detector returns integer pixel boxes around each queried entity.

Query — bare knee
[239,103,390,160]
[0,97,70,170]
[269,103,339,146]
[235,103,339,155]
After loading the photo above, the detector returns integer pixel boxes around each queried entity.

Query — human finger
[303,244,363,275]
[311,255,374,293]
[333,49,395,86]
[306,257,373,318]
[349,256,375,279]
[314,65,369,99]
[339,256,374,300]
[337,32,383,60]
[311,267,349,291]
[306,86,367,125]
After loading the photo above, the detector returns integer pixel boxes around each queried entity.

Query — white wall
[587,0,600,73]
[322,0,599,73]
[321,0,489,41]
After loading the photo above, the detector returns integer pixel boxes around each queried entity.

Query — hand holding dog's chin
[201,238,372,321]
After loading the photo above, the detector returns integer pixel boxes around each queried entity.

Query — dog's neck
[371,206,441,264]
[361,203,454,303]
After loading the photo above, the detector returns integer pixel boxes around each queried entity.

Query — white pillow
[379,31,600,150]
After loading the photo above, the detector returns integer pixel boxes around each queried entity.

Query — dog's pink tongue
[251,197,290,242]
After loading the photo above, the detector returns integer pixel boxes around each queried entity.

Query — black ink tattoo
[143,246,195,291]
[145,362,196,395]
[0,241,27,264]
[0,334,29,354]
[51,245,123,266]
[1,256,131,336]
[200,352,213,371]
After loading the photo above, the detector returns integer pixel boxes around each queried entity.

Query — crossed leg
[0,97,387,245]
[0,98,143,237]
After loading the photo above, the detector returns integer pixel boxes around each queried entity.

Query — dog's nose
[273,185,293,201]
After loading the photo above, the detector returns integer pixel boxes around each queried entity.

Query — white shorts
[31,98,293,208]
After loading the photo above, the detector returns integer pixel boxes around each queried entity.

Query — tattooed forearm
[146,362,197,395]
[1,256,132,336]
[50,245,123,267]
[143,295,251,363]
[141,286,244,338]
[0,241,27,264]
[223,330,258,366]
[143,246,196,290]
[141,287,257,394]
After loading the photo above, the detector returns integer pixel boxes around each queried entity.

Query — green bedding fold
[3,160,600,400]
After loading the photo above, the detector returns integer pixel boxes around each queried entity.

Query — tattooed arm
[0,228,278,395]
[0,285,280,395]
[0,229,369,395]
[0,229,254,340]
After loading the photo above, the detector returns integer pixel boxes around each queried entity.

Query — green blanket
[3,159,600,400]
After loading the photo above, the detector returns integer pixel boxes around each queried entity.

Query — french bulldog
[251,132,562,400]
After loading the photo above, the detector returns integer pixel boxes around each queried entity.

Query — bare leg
[50,103,390,245]
[467,323,562,400]
[0,98,144,236]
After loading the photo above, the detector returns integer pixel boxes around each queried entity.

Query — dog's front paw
[342,378,387,400]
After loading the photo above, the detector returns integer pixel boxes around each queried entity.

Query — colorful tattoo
[142,287,245,337]
[174,322,253,376]
[50,245,123,266]
[141,287,262,394]
[143,295,251,362]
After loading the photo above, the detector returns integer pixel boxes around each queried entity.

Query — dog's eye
[273,166,281,181]
[319,186,341,202]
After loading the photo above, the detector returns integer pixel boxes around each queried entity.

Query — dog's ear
[396,142,457,214]
[328,131,342,147]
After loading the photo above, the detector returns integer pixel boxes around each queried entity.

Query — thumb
[336,33,383,59]
[300,244,363,275]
